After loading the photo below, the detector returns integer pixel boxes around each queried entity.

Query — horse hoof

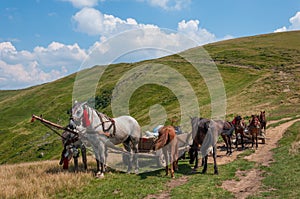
[96,172,104,178]
[134,169,139,175]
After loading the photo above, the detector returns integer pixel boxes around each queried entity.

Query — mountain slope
[0,31,300,164]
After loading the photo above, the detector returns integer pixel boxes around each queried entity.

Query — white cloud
[0,41,88,90]
[72,7,140,36]
[71,8,221,69]
[61,0,103,8]
[177,19,216,44]
[1,7,230,90]
[72,8,217,45]
[140,0,191,11]
[275,12,300,32]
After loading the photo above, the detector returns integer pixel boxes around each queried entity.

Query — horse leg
[162,147,169,176]
[194,149,199,170]
[74,156,78,172]
[123,138,133,173]
[256,133,258,149]
[222,134,230,156]
[241,133,245,150]
[213,146,219,175]
[235,132,239,150]
[228,135,232,156]
[225,136,231,156]
[96,159,101,175]
[93,142,105,178]
[174,159,179,171]
[225,138,229,155]
[251,134,255,149]
[59,147,66,166]
[201,155,208,174]
[81,145,88,171]
[130,136,140,174]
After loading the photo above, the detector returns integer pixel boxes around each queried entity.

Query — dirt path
[221,118,300,199]
[143,118,300,199]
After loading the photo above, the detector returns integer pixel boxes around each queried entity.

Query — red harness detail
[82,109,91,127]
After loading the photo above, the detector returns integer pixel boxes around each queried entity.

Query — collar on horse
[96,111,116,137]
[82,105,116,137]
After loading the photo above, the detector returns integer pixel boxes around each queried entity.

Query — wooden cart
[137,132,192,167]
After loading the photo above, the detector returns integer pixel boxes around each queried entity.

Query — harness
[83,106,116,137]
[96,111,116,137]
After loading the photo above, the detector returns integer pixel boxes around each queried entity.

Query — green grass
[56,166,181,199]
[54,156,256,199]
[252,122,300,198]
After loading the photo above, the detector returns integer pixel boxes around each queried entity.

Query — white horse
[70,101,141,177]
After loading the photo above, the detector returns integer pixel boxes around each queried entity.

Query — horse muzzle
[70,118,81,127]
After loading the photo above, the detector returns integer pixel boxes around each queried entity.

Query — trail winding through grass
[143,117,300,199]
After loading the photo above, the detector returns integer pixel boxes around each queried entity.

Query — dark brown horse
[233,116,246,150]
[189,117,224,175]
[248,115,261,149]
[259,111,267,134]
[220,120,235,156]
[153,126,178,178]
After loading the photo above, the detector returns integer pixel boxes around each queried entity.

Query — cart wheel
[156,150,166,167]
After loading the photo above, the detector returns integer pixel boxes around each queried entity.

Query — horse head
[69,101,89,127]
[259,111,266,122]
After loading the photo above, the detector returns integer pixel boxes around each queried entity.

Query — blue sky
[1,0,300,90]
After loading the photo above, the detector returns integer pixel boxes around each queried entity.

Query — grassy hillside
[0,31,300,164]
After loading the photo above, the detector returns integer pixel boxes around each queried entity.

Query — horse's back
[114,115,141,137]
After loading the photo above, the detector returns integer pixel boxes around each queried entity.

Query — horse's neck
[260,114,265,122]
[87,108,102,128]
[238,121,245,128]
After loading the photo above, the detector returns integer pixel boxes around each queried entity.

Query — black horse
[189,117,238,174]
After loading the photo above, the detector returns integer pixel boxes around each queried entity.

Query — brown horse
[220,120,235,156]
[248,115,261,149]
[153,126,178,178]
[259,111,267,134]
[234,116,246,150]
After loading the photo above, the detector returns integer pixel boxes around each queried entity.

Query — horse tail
[154,127,169,151]
[154,126,175,151]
